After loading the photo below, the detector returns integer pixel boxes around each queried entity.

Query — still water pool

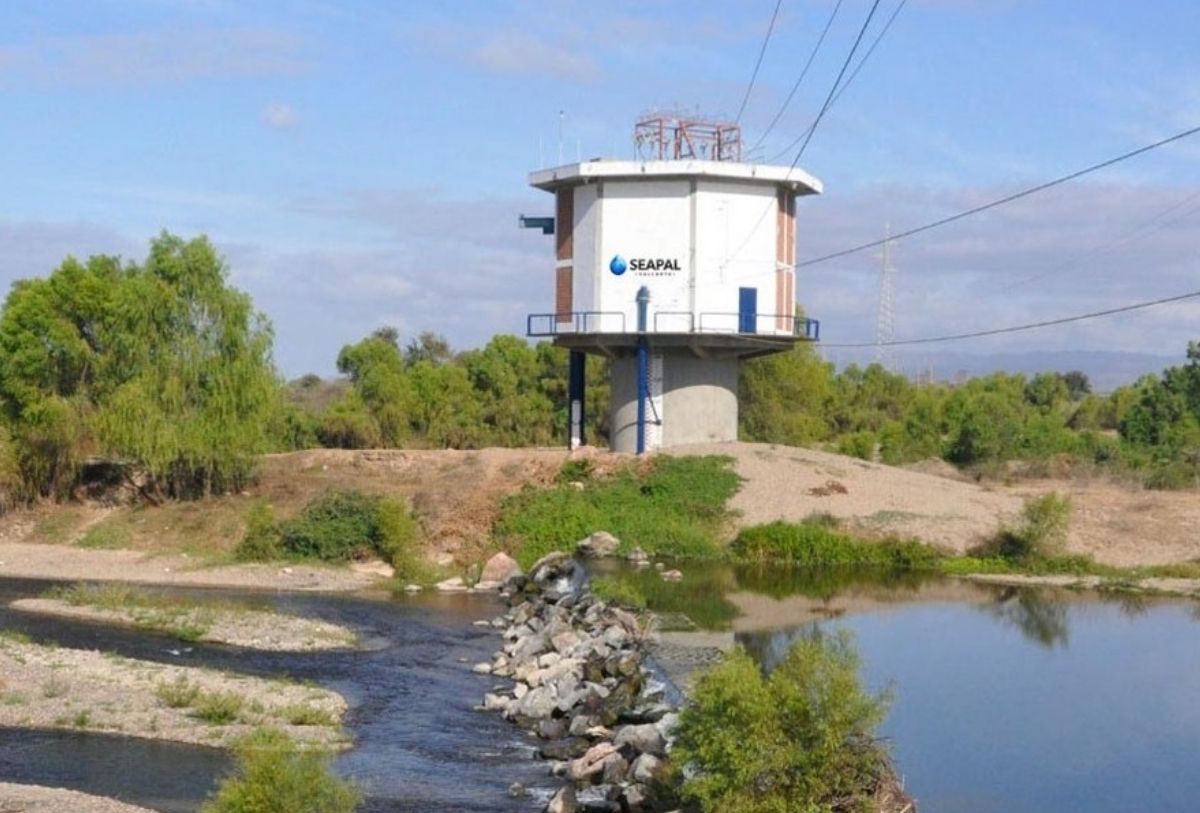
[625,562,1200,813]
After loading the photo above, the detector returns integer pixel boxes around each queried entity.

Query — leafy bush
[979,492,1072,562]
[730,520,943,570]
[494,456,741,568]
[203,728,361,813]
[236,502,283,562]
[237,491,422,574]
[674,632,893,813]
[836,430,876,461]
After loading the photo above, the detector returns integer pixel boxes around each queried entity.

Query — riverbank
[0,783,157,813]
[0,634,348,748]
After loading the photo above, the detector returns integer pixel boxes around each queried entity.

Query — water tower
[523,113,823,454]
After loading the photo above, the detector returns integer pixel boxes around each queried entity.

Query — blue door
[738,287,757,333]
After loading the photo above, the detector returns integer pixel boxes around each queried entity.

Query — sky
[1,0,1198,379]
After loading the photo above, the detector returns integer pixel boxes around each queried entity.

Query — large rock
[481,552,522,583]
[629,753,662,783]
[436,576,468,593]
[546,785,577,813]
[614,723,666,756]
[577,531,620,558]
[567,741,618,782]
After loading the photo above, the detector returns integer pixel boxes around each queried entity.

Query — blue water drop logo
[609,255,628,276]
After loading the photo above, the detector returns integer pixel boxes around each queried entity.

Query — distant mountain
[822,349,1181,393]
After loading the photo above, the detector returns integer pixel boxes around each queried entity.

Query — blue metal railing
[527,311,628,337]
[527,310,819,340]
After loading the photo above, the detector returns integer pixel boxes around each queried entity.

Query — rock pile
[475,551,678,813]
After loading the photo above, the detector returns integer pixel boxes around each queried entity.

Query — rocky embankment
[475,550,677,813]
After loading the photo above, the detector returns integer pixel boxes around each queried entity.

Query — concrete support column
[609,351,739,453]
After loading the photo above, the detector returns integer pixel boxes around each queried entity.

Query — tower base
[609,352,739,454]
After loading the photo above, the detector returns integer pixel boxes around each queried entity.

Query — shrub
[235,502,283,562]
[272,490,422,570]
[203,728,361,813]
[674,632,892,813]
[191,690,245,725]
[156,675,201,709]
[836,430,876,461]
[980,492,1072,562]
[730,520,942,570]
[278,703,337,727]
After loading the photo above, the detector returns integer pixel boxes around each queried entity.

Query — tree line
[0,233,1196,502]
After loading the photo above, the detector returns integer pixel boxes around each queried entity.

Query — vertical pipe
[636,286,650,455]
[568,350,586,449]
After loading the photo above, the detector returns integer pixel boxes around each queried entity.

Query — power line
[789,0,883,166]
[819,288,1200,348]
[769,0,909,162]
[735,0,785,124]
[797,122,1200,269]
[748,0,845,154]
[720,0,884,277]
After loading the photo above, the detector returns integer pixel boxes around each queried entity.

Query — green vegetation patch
[203,728,361,813]
[731,518,944,570]
[235,490,429,582]
[494,455,742,568]
[674,631,894,813]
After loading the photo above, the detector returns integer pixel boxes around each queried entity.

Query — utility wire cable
[818,288,1200,348]
[749,0,845,153]
[796,122,1200,269]
[721,0,884,277]
[770,0,909,161]
[735,0,785,124]
[788,0,883,166]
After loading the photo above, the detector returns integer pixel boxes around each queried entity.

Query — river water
[1,570,1199,812]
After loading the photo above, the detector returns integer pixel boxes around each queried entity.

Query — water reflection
[979,587,1071,648]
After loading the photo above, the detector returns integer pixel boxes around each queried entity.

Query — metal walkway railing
[527,310,819,340]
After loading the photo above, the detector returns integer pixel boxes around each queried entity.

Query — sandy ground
[0,542,376,592]
[674,442,1024,552]
[1014,479,1200,567]
[674,442,1200,567]
[0,636,347,749]
[9,598,357,651]
[0,783,156,813]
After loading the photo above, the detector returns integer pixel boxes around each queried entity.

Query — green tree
[0,234,278,498]
[739,343,834,445]
[674,632,892,813]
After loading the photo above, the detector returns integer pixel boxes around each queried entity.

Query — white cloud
[0,27,310,88]
[469,31,596,80]
[261,101,299,130]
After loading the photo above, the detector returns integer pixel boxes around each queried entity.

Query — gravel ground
[0,783,157,812]
[9,598,357,652]
[0,636,347,749]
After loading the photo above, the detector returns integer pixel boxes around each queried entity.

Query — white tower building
[525,115,823,453]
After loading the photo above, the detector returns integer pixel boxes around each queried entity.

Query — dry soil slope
[672,442,1023,553]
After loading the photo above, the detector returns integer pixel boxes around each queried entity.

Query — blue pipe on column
[635,286,650,455]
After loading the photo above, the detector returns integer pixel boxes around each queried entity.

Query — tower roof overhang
[529,159,823,196]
